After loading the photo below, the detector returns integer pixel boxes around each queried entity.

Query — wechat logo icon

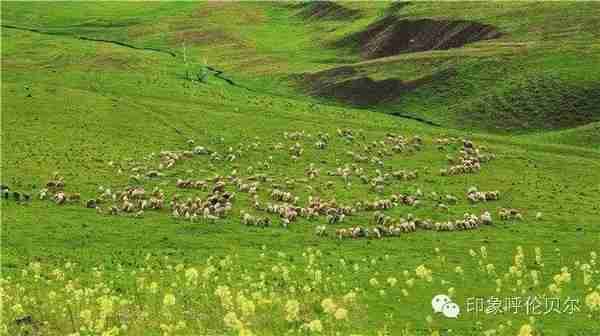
[432,294,460,318]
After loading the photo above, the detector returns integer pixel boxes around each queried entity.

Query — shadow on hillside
[294,66,455,107]
[335,15,502,59]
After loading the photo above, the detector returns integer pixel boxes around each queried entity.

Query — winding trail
[391,113,441,127]
[204,66,257,92]
[2,24,177,57]
[2,24,440,127]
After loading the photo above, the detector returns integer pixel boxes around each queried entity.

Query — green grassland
[1,1,600,335]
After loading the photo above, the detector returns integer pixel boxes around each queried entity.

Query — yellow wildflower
[307,319,323,333]
[285,299,300,322]
[163,293,176,306]
[586,291,600,311]
[517,324,534,336]
[334,308,348,320]
[321,298,337,314]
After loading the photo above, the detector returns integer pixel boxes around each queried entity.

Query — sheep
[440,143,495,176]
[270,189,295,203]
[176,179,208,190]
[29,128,524,239]
[535,212,543,221]
[255,217,271,228]
[399,221,416,233]
[109,206,119,215]
[305,164,320,179]
[129,187,145,199]
[284,130,305,140]
[462,213,482,229]
[437,203,449,212]
[373,211,386,225]
[326,212,345,225]
[192,146,210,155]
[467,187,500,203]
[445,194,458,205]
[416,219,435,230]
[99,188,113,201]
[389,194,418,208]
[410,135,423,145]
[237,181,257,193]
[242,212,255,225]
[337,128,354,141]
[121,200,136,213]
[373,227,383,239]
[21,192,31,202]
[39,188,49,200]
[299,207,317,220]
[350,226,369,238]
[46,179,65,190]
[53,192,66,205]
[145,170,163,178]
[315,141,327,150]
[149,197,164,210]
[241,211,258,226]
[316,225,327,237]
[289,143,303,157]
[485,191,500,201]
[336,228,350,240]
[212,181,226,193]
[499,208,522,221]
[435,221,455,232]
[391,170,418,181]
[388,225,402,236]
[480,211,493,225]
[372,183,384,194]
[282,207,298,222]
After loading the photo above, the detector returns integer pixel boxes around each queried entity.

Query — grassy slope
[2,1,600,335]
[292,2,600,136]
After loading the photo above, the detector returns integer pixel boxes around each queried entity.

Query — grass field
[1,1,600,335]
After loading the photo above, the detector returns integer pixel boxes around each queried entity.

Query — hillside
[4,1,598,135]
[1,2,600,335]
[293,2,600,134]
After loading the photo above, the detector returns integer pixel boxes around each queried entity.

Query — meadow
[1,2,600,335]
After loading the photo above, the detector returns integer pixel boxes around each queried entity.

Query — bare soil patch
[337,16,502,59]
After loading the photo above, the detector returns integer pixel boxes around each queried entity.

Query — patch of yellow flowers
[1,246,599,335]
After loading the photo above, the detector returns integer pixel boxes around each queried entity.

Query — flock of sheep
[4,128,536,240]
